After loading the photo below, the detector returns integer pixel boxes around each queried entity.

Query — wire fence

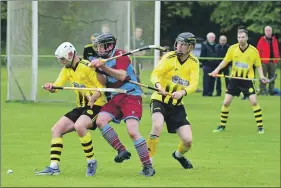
[1,54,280,61]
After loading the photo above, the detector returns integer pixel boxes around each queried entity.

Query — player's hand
[87,93,98,108]
[260,76,268,84]
[210,70,219,77]
[88,58,105,68]
[155,83,168,96]
[43,82,55,92]
[171,90,185,100]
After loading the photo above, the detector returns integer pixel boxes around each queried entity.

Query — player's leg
[248,94,264,134]
[241,80,264,133]
[210,94,233,133]
[147,100,165,161]
[74,106,101,176]
[35,109,79,175]
[213,79,238,132]
[213,94,233,132]
[122,95,155,176]
[173,125,193,169]
[95,97,130,163]
[125,118,155,176]
[165,105,193,169]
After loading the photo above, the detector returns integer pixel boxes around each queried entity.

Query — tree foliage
[211,1,281,35]
[1,1,7,19]
[1,1,281,49]
[163,1,193,18]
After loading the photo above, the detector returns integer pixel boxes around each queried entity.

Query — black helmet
[174,32,196,57]
[93,33,116,58]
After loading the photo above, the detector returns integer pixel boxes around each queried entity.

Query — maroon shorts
[100,94,142,123]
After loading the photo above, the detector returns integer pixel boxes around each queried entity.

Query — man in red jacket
[257,25,280,95]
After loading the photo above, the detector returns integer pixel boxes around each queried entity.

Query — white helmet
[55,42,76,62]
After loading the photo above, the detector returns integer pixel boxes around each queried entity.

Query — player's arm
[97,71,107,86]
[183,63,199,95]
[87,69,104,107]
[214,60,228,73]
[171,62,199,99]
[210,47,232,76]
[90,56,129,81]
[99,65,127,81]
[151,57,169,87]
[43,68,68,93]
[254,52,267,82]
[151,57,170,95]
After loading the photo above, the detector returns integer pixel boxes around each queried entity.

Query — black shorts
[226,79,256,97]
[64,105,102,130]
[150,100,190,133]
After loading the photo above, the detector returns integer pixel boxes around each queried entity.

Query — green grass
[1,66,280,187]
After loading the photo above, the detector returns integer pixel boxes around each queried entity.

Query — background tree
[211,1,281,42]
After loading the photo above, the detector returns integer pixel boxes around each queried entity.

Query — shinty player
[210,29,267,134]
[83,32,100,62]
[89,33,156,176]
[83,32,111,101]
[147,32,199,169]
[35,42,128,176]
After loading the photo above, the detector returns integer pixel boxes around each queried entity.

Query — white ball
[7,169,13,174]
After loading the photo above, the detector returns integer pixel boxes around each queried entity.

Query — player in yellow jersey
[83,32,100,62]
[35,42,128,176]
[147,32,199,169]
[210,29,267,134]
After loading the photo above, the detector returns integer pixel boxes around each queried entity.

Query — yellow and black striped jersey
[53,59,107,107]
[83,44,99,61]
[222,43,261,79]
[151,51,200,106]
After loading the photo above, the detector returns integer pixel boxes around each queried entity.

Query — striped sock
[134,137,152,166]
[252,104,263,128]
[220,105,230,127]
[50,137,63,168]
[79,131,95,161]
[99,124,126,152]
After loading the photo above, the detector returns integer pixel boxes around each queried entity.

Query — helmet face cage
[93,34,116,58]
[174,37,196,56]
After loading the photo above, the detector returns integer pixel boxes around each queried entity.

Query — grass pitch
[1,66,280,187]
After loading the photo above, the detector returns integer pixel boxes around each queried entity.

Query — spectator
[257,25,280,95]
[201,32,218,96]
[215,35,230,96]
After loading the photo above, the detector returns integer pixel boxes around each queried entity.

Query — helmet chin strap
[65,51,76,68]
[100,47,116,59]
